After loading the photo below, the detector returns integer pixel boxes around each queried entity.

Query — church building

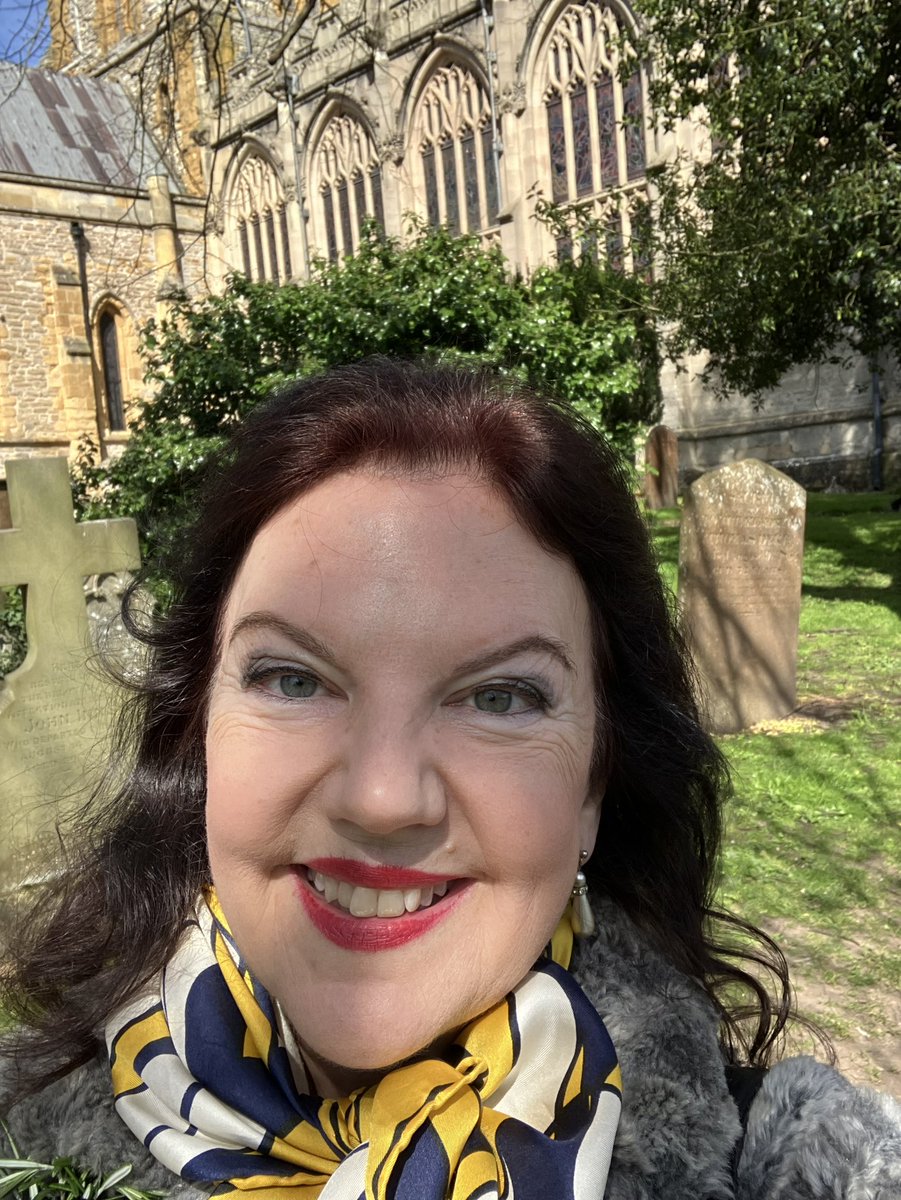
[1,0,896,488]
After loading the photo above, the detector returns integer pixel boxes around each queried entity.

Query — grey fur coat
[4,899,900,1199]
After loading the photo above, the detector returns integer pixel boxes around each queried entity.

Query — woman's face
[205,469,601,1095]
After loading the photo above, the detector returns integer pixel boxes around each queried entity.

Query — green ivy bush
[73,222,659,576]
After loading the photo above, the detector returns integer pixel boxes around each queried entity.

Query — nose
[329,708,447,838]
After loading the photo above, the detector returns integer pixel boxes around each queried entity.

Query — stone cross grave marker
[642,424,679,510]
[678,459,806,734]
[0,457,140,883]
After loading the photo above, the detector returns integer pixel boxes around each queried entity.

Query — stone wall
[0,178,206,475]
[661,352,901,490]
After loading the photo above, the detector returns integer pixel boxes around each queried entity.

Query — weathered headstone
[642,425,679,510]
[678,460,806,734]
[0,457,140,883]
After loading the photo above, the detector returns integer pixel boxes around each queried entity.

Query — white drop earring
[571,849,595,938]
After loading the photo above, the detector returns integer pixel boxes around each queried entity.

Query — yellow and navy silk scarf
[107,893,622,1200]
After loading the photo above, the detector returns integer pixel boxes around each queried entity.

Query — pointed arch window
[414,63,499,235]
[542,3,648,268]
[229,153,292,283]
[313,114,384,263]
[96,303,134,432]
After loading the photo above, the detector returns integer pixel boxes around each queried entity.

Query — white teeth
[377,890,406,917]
[323,876,339,903]
[349,887,378,918]
[307,868,453,919]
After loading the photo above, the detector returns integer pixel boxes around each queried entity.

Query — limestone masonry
[1,0,897,488]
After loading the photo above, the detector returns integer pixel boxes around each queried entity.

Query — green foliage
[71,222,658,566]
[631,0,901,397]
[0,588,26,679]
[0,1122,165,1200]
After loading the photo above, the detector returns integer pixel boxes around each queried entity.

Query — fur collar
[4,899,900,1199]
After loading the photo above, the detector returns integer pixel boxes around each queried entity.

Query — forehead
[221,470,592,656]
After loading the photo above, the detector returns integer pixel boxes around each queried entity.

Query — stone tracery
[413,62,499,236]
[312,112,384,262]
[227,152,292,283]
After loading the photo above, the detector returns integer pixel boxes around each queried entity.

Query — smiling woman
[2,360,899,1200]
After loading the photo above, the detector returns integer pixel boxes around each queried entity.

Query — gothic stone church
[0,0,896,488]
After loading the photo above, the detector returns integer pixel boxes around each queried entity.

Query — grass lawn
[651,493,901,1095]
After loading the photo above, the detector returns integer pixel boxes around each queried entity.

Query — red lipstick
[293,863,469,952]
[306,857,457,889]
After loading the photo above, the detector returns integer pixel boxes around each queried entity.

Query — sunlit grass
[650,491,901,1086]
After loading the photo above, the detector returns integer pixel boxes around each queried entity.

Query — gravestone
[0,457,140,883]
[642,425,679,510]
[678,460,806,734]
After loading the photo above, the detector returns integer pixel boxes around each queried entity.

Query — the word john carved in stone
[0,457,140,883]
[678,460,806,734]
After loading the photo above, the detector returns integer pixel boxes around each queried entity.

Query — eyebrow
[227,614,575,676]
[228,613,340,667]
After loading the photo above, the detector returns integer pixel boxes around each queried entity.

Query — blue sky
[0,0,49,65]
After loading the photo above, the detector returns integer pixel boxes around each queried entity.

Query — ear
[578,789,603,859]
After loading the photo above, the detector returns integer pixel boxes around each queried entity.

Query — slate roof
[0,61,169,189]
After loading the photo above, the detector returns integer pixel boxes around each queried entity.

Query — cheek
[204,714,323,858]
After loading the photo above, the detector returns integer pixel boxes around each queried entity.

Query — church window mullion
[370,167,385,232]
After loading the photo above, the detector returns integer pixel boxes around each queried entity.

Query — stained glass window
[230,154,291,281]
[423,147,440,227]
[571,87,592,197]
[462,132,480,234]
[623,71,646,180]
[252,216,265,280]
[314,113,382,259]
[605,211,623,270]
[542,2,649,222]
[354,175,367,238]
[596,73,618,190]
[338,182,353,255]
[279,207,292,278]
[416,63,496,234]
[264,210,279,283]
[441,140,460,235]
[238,219,251,277]
[323,188,338,262]
[482,127,498,226]
[547,96,567,203]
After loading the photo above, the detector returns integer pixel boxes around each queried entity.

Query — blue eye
[277,674,318,699]
[242,662,323,701]
[470,682,546,714]
[474,688,514,713]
